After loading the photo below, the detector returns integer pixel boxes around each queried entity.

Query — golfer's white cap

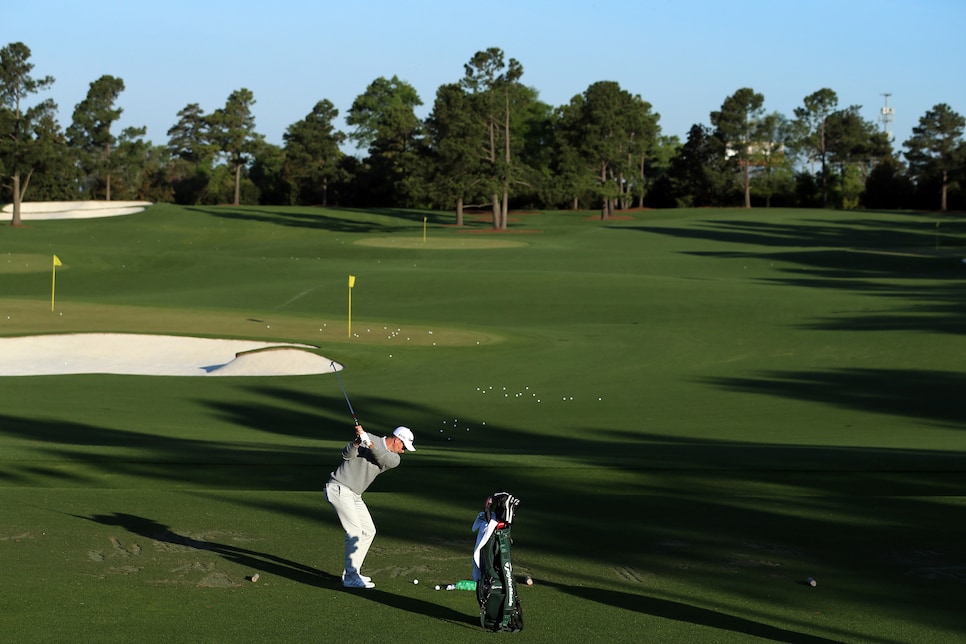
[393,426,416,451]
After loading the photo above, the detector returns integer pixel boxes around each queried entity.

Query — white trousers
[324,480,376,577]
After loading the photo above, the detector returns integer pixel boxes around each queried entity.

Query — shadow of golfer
[83,512,339,588]
[541,580,844,643]
[347,587,480,628]
[327,535,475,626]
[82,512,479,626]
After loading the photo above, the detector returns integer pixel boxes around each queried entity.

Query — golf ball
[435,585,441,591]
[413,579,419,585]
[807,577,817,587]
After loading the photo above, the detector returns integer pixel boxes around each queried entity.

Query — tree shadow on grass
[702,367,966,430]
[186,206,449,234]
[632,212,966,336]
[628,213,966,252]
[540,580,845,643]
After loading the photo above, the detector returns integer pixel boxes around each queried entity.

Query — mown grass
[2,204,966,642]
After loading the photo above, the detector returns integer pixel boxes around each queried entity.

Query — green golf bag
[475,491,523,632]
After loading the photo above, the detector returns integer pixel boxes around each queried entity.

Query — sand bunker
[2,201,152,220]
[0,333,341,377]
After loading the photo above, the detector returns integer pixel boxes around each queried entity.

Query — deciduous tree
[903,103,965,211]
[283,99,345,206]
[166,102,215,204]
[793,88,838,207]
[751,112,795,207]
[346,76,423,207]
[208,88,260,206]
[711,87,766,208]
[109,125,152,200]
[825,106,891,208]
[424,83,485,223]
[461,48,525,229]
[67,75,129,200]
[666,124,732,207]
[0,41,56,225]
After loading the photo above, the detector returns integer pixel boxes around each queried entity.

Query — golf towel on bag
[472,490,523,632]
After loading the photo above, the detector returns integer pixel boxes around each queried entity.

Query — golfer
[324,423,415,588]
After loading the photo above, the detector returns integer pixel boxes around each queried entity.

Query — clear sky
[8,0,965,155]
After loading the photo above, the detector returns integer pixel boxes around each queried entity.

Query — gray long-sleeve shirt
[329,435,401,494]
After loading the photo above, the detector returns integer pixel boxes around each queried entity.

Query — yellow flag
[347,275,356,338]
[51,256,62,311]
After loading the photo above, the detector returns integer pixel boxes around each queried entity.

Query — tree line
[2,42,964,228]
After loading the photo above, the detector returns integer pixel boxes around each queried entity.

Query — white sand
[2,204,339,376]
[2,201,152,220]
[0,333,342,377]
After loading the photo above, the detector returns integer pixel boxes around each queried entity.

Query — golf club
[331,361,371,446]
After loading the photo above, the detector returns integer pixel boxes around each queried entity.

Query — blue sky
[9,0,965,155]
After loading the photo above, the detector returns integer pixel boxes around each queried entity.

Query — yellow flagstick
[347,275,356,338]
[51,255,62,311]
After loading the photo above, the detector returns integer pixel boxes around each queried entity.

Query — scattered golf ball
[413,579,419,585]
[435,584,441,591]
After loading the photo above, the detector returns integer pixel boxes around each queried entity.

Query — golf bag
[474,490,523,632]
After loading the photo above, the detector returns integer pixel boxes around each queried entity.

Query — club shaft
[331,362,359,424]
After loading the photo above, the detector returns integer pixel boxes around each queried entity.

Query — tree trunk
[599,162,609,220]
[941,170,948,212]
[819,123,829,208]
[234,163,242,206]
[638,154,647,208]
[601,197,612,221]
[500,83,511,231]
[572,196,579,210]
[743,161,751,208]
[500,190,508,230]
[456,197,464,226]
[491,194,500,229]
[105,142,112,201]
[11,173,22,227]
[820,157,829,208]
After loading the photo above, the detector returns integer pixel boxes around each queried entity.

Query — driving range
[2,203,965,642]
